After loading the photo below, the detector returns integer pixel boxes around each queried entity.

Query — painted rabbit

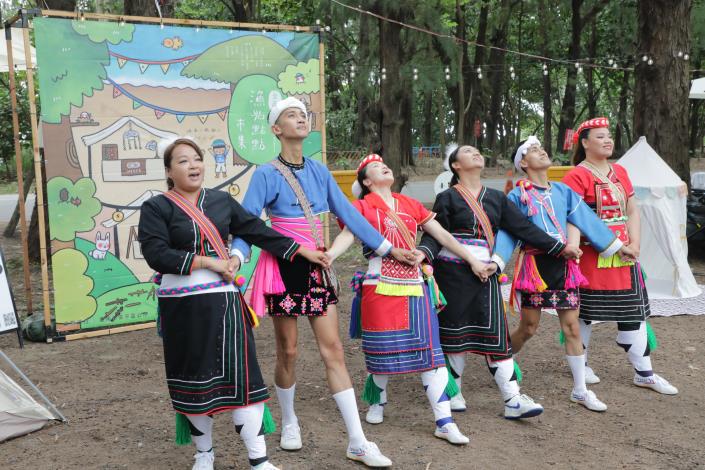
[89,232,110,260]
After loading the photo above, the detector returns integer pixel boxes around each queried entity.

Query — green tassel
[640,264,648,282]
[558,330,566,345]
[513,361,523,383]
[444,366,460,398]
[262,403,277,435]
[598,253,634,268]
[646,322,658,352]
[174,413,192,446]
[361,374,382,405]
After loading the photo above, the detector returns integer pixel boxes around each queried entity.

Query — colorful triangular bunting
[198,115,208,124]
[154,109,165,119]
[182,60,191,67]
[176,114,185,123]
[217,111,227,121]
[160,63,170,74]
[138,63,149,74]
[132,100,143,109]
[116,57,127,68]
[112,86,122,98]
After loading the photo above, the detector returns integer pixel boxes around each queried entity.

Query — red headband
[573,117,609,144]
[357,154,383,173]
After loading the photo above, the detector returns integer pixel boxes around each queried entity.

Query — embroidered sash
[163,190,260,326]
[271,158,340,295]
[363,192,423,297]
[452,184,495,250]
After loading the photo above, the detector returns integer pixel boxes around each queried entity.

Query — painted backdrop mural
[33,17,323,334]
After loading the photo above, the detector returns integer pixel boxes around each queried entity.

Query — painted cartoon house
[79,116,177,188]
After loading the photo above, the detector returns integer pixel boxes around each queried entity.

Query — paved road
[0,194,35,223]
[402,177,507,204]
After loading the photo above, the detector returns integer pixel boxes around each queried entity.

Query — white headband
[514,135,541,171]
[268,96,308,127]
[158,135,196,158]
[443,143,459,171]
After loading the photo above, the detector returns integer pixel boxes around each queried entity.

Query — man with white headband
[494,136,636,412]
[231,96,415,467]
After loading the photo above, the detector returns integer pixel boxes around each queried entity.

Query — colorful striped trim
[157,280,230,296]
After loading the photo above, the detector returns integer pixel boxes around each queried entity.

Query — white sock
[446,354,466,394]
[372,374,389,405]
[421,368,453,428]
[579,320,592,367]
[232,403,268,467]
[333,388,366,449]
[275,383,297,427]
[616,322,654,376]
[487,357,520,401]
[186,414,213,452]
[566,354,587,394]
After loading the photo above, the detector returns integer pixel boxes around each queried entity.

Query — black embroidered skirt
[159,290,269,415]
[267,257,338,316]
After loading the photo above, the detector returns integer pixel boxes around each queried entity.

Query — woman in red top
[326,154,493,445]
[562,118,677,395]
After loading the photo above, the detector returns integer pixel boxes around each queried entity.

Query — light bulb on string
[678,51,683,57]
[325,25,331,32]
[684,54,690,61]
[510,71,516,79]
[316,19,321,25]
[445,73,450,80]
[381,73,387,80]
[574,62,580,69]
[509,65,514,73]
[543,69,549,76]
[612,62,618,69]
[608,58,614,65]
[648,58,653,65]
[445,66,450,74]
[642,55,648,62]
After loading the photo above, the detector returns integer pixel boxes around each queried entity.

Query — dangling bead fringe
[175,413,192,446]
[444,367,460,398]
[513,361,523,383]
[424,273,447,311]
[646,322,659,351]
[564,259,589,289]
[362,374,382,405]
[262,403,277,434]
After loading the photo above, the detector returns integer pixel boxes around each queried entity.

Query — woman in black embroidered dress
[138,137,326,470]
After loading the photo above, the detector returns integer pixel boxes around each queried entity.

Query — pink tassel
[564,260,589,289]
[515,254,548,292]
[636,262,646,289]
[518,181,538,216]
[250,250,286,318]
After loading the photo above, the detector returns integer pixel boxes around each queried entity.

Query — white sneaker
[585,366,601,385]
[504,393,544,419]
[192,450,214,470]
[450,393,467,412]
[570,389,607,412]
[633,373,678,395]
[434,422,470,445]
[252,462,280,470]
[280,422,302,451]
[346,441,393,467]
[366,403,385,424]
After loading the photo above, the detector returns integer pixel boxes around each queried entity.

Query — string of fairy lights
[327,0,701,82]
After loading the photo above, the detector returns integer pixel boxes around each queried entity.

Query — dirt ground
[1,217,705,470]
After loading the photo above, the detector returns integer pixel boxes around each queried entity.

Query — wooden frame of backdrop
[4,9,324,342]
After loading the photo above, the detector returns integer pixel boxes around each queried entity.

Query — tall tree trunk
[3,168,34,238]
[634,0,692,183]
[556,0,609,153]
[538,0,553,157]
[376,6,406,191]
[485,0,514,164]
[353,12,380,150]
[614,70,631,155]
[324,4,341,112]
[586,20,599,117]
[467,1,490,147]
[422,89,434,147]
[455,0,468,144]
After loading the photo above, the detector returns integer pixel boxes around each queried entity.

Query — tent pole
[0,349,66,422]
[22,23,53,343]
[318,28,330,245]
[5,24,34,315]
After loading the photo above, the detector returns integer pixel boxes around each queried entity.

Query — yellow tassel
[248,306,260,328]
[375,281,424,297]
[597,253,634,269]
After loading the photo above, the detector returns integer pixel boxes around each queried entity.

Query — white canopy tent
[0,369,56,442]
[691,77,705,99]
[617,137,702,300]
[0,29,36,73]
